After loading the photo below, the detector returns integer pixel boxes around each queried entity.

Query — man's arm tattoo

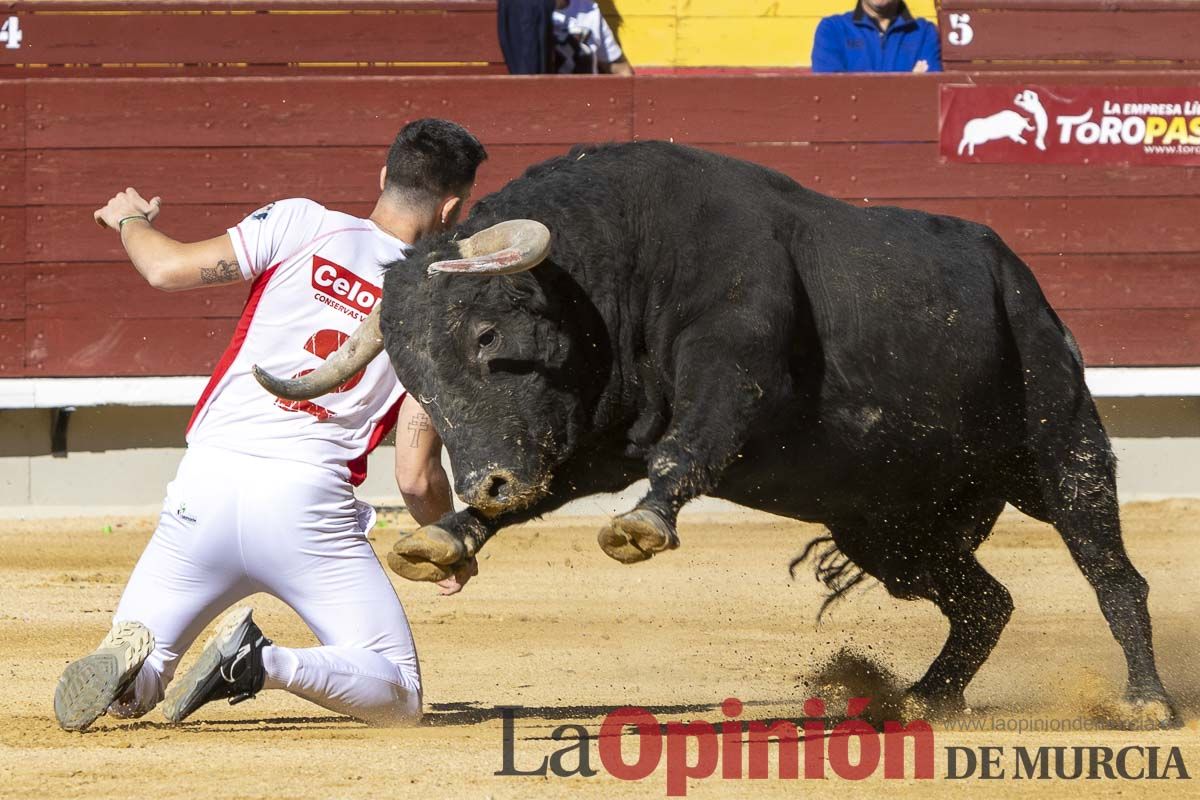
[408,412,432,448]
[200,258,241,284]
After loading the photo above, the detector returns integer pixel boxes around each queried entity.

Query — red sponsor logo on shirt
[275,328,367,420]
[311,256,381,315]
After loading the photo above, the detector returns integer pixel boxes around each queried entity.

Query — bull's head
[254,219,587,517]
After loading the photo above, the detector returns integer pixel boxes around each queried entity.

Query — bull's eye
[477,329,498,349]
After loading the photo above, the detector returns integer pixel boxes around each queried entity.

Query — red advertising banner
[940,85,1200,165]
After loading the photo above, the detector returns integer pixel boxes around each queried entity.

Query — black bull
[265,141,1179,723]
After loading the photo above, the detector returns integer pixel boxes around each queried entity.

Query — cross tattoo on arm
[408,413,432,448]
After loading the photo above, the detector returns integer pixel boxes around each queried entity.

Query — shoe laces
[218,641,255,684]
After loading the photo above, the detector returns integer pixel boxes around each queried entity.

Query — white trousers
[111,445,421,725]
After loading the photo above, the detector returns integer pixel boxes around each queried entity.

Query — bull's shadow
[82,715,364,734]
[421,700,720,727]
[421,698,851,733]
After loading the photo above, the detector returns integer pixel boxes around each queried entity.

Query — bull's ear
[534,319,570,370]
[500,273,549,314]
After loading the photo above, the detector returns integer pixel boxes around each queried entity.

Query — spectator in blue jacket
[812,0,942,73]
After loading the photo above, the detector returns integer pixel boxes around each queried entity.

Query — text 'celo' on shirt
[186,198,410,485]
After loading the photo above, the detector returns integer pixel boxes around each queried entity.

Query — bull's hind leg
[1008,402,1179,727]
[824,497,1010,716]
[904,550,1012,715]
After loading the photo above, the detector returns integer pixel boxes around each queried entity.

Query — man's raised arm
[95,187,243,292]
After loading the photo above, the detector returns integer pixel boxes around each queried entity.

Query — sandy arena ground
[0,502,1196,798]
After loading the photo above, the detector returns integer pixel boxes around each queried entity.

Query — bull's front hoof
[387,526,472,583]
[597,508,679,564]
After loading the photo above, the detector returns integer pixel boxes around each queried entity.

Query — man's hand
[436,556,479,596]
[912,59,929,74]
[95,188,162,230]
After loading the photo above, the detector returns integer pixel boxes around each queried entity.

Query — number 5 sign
[0,16,22,49]
[947,12,974,47]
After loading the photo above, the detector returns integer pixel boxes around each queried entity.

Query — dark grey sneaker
[54,620,155,732]
[162,607,271,723]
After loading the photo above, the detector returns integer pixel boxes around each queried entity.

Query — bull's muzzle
[459,467,548,516]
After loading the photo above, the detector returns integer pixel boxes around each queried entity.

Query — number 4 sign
[0,16,22,49]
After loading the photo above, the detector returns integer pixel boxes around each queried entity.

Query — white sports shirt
[186,198,409,485]
[553,0,623,73]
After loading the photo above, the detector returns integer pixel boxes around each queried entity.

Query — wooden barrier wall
[0,1,504,76]
[939,0,1200,70]
[0,72,1196,376]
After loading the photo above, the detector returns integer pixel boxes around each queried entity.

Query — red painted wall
[0,72,1196,376]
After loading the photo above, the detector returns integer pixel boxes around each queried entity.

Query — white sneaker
[54,620,155,732]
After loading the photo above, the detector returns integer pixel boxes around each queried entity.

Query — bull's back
[521,144,1028,448]
[798,204,1012,390]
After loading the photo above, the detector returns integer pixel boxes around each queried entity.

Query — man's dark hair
[385,118,488,202]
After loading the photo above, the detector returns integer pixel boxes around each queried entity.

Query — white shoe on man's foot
[54,620,155,732]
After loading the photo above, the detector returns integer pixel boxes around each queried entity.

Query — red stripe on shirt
[186,264,279,437]
[348,391,406,487]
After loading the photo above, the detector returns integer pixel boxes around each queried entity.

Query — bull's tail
[990,234,1114,520]
[790,536,871,621]
[992,238,1092,435]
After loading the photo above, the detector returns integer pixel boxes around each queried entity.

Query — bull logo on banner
[940,85,1200,165]
[957,89,1048,156]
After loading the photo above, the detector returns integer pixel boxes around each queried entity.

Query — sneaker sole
[54,620,154,732]
[162,607,253,724]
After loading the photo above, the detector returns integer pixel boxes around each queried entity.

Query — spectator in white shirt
[553,0,634,75]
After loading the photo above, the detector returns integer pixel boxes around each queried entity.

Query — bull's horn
[252,304,383,401]
[428,219,551,276]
